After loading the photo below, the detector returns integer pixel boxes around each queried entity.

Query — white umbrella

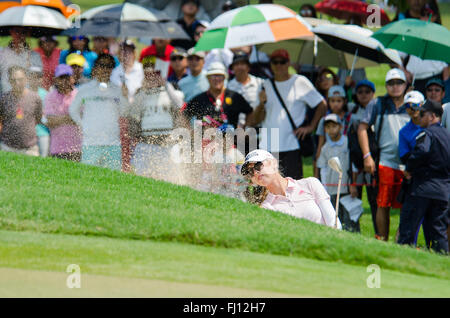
[0,5,70,36]
[313,24,402,74]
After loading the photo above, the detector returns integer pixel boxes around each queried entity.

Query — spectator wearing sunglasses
[69,54,129,171]
[0,27,42,94]
[167,48,188,89]
[178,48,209,102]
[398,91,425,164]
[399,100,450,254]
[60,36,98,78]
[241,149,341,229]
[250,49,327,180]
[424,78,450,132]
[358,68,409,241]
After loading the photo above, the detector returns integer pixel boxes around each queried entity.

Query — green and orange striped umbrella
[0,0,78,18]
[195,4,313,52]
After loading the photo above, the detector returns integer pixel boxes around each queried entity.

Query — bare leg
[376,207,391,241]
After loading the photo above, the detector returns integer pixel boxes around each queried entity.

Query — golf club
[328,156,343,229]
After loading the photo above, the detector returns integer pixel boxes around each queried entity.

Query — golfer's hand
[294,125,313,140]
[350,185,358,198]
[363,155,376,175]
[259,90,267,104]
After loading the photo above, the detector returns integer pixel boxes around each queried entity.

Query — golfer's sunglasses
[242,162,263,178]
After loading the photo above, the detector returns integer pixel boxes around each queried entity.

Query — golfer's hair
[244,185,270,206]
[8,65,26,79]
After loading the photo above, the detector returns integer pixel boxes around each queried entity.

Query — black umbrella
[63,2,190,39]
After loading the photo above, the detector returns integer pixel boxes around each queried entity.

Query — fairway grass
[1,230,449,297]
[0,152,449,284]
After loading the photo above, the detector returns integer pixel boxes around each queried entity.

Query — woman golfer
[241,149,341,229]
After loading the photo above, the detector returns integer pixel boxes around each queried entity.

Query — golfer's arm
[318,199,342,229]
[357,122,371,157]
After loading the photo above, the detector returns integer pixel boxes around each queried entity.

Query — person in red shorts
[357,68,409,241]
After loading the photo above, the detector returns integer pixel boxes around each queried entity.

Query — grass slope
[1,230,449,297]
[0,152,448,281]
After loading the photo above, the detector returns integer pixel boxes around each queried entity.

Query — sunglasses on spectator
[321,73,334,81]
[356,88,372,95]
[386,79,405,86]
[242,162,263,178]
[187,56,201,61]
[426,87,443,93]
[405,102,422,111]
[271,59,288,65]
[170,56,184,61]
[195,31,204,36]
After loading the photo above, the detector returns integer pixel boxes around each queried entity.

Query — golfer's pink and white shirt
[261,177,336,227]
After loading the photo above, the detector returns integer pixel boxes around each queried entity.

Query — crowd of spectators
[0,0,448,253]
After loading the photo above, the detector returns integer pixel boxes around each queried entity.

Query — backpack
[348,97,388,170]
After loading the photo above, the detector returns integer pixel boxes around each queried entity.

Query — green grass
[1,230,449,297]
[0,151,448,283]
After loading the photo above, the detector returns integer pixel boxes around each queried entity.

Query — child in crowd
[317,113,360,232]
[69,54,129,170]
[314,85,351,178]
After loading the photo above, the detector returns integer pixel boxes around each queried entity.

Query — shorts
[82,145,122,171]
[377,165,403,209]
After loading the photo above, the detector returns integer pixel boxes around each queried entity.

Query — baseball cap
[355,79,375,92]
[241,149,275,176]
[270,49,290,61]
[385,68,406,83]
[324,113,341,125]
[120,39,136,50]
[403,90,425,105]
[421,99,443,117]
[206,62,227,77]
[66,53,86,67]
[328,85,346,98]
[187,47,205,59]
[54,64,73,77]
[231,51,250,66]
[170,47,187,58]
[420,99,444,117]
[425,78,445,90]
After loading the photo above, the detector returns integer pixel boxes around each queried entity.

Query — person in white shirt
[241,149,341,229]
[69,54,129,171]
[128,60,186,183]
[110,40,144,103]
[249,49,327,180]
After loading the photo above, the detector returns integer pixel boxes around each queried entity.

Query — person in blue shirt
[59,36,98,78]
[399,100,450,254]
[398,91,425,163]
